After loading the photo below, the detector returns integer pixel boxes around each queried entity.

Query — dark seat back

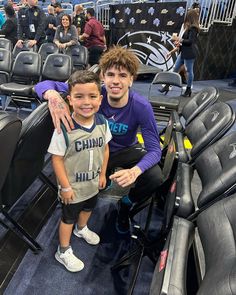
[181,86,219,126]
[0,38,12,51]
[12,43,37,60]
[148,71,182,100]
[196,131,236,208]
[42,53,72,81]
[66,44,88,70]
[0,48,12,84]
[38,42,59,63]
[185,102,235,160]
[11,51,42,85]
[197,194,236,295]
[0,112,22,194]
[2,102,54,207]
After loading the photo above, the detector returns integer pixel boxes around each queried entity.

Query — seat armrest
[149,216,194,295]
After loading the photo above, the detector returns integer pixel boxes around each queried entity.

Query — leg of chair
[2,96,12,111]
[111,196,155,270]
[1,209,43,252]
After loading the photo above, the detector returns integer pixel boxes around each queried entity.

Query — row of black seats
[106,84,233,294]
[148,84,236,294]
[0,37,88,68]
[0,49,72,109]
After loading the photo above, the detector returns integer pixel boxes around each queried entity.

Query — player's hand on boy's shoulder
[45,90,74,133]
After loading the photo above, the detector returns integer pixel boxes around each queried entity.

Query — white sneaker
[73,225,100,245]
[55,246,84,272]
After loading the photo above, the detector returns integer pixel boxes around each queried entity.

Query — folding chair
[148,71,182,122]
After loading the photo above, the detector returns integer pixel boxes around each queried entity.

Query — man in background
[16,0,46,48]
[79,7,106,66]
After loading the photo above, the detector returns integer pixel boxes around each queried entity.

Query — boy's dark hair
[99,46,139,79]
[86,8,95,16]
[68,70,101,94]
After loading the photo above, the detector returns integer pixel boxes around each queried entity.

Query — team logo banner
[110,2,186,70]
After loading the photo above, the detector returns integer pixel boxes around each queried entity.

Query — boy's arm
[99,143,109,189]
[52,154,74,204]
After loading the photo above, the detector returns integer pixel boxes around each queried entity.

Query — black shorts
[61,194,98,224]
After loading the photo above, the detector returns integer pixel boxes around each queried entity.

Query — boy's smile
[68,83,102,125]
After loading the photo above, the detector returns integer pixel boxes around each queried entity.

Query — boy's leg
[58,220,73,248]
[55,203,84,272]
[73,195,100,245]
[77,210,92,228]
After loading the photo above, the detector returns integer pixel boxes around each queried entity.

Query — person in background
[79,7,106,66]
[72,4,86,35]
[54,14,78,52]
[0,9,5,29]
[160,9,200,97]
[16,0,46,49]
[34,46,163,234]
[48,70,111,272]
[0,4,17,46]
[52,2,64,27]
[45,5,56,43]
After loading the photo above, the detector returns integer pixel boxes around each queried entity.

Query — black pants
[88,46,104,66]
[107,144,163,203]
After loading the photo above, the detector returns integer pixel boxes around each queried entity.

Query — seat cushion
[0,82,34,96]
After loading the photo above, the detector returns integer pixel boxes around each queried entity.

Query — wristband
[59,186,72,192]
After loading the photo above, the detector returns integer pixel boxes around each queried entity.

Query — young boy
[47,70,112,272]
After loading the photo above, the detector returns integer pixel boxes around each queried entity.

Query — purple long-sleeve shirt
[35,81,161,173]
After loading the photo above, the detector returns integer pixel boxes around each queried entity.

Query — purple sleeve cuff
[34,80,69,100]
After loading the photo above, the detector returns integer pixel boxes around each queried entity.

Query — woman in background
[54,14,78,52]
[161,9,200,97]
[0,4,17,46]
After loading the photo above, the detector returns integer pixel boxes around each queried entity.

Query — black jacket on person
[17,5,46,42]
[180,26,199,60]
[73,13,86,34]
[45,13,56,42]
[0,16,17,46]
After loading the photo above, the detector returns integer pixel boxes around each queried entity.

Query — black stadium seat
[0,48,12,84]
[150,131,236,295]
[1,102,55,252]
[0,37,12,51]
[161,86,219,150]
[38,42,59,63]
[0,51,42,110]
[66,44,89,71]
[12,42,37,60]
[41,53,72,81]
